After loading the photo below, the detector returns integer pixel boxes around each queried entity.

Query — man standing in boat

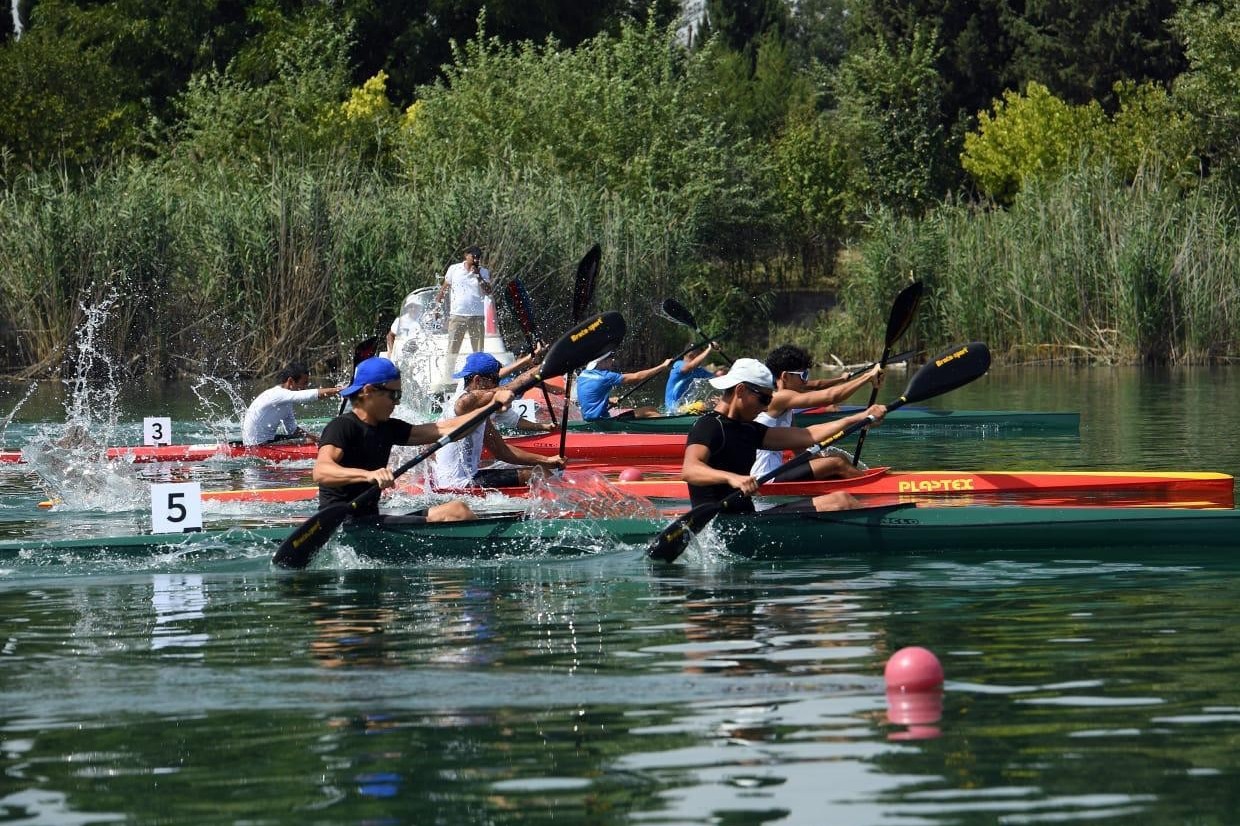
[241,362,341,446]
[750,345,884,481]
[576,351,674,420]
[430,352,566,489]
[682,358,887,513]
[434,244,492,385]
[313,356,513,522]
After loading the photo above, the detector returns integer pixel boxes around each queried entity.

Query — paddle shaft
[614,339,709,405]
[852,282,923,465]
[560,245,601,458]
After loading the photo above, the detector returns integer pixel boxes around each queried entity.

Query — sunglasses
[372,385,403,402]
[786,368,810,382]
[742,383,773,405]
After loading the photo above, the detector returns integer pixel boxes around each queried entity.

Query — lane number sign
[151,482,203,533]
[144,417,173,446]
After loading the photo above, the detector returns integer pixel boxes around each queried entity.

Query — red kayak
[5,431,687,466]
[93,468,1228,508]
[2,441,318,464]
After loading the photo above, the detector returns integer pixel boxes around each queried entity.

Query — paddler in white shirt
[241,362,341,446]
[430,352,565,489]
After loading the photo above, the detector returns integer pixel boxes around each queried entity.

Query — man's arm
[769,366,882,415]
[482,421,563,468]
[404,388,516,445]
[621,358,673,386]
[680,443,759,495]
[681,344,714,373]
[759,405,887,451]
[313,443,393,489]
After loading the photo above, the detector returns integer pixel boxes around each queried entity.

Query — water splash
[526,469,660,519]
[21,290,145,510]
[191,375,247,443]
[0,381,38,447]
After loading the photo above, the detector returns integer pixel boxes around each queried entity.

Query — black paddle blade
[504,280,539,348]
[572,244,601,322]
[660,297,697,329]
[647,502,721,562]
[354,336,381,365]
[272,502,357,569]
[541,311,626,380]
[884,281,923,347]
[900,341,990,404]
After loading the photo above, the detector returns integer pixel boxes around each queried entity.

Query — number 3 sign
[151,482,203,533]
[144,416,173,446]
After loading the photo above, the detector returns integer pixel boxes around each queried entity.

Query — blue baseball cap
[341,357,401,397]
[453,352,503,379]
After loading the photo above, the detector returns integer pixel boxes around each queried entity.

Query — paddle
[559,244,602,454]
[646,340,991,563]
[337,336,382,416]
[660,298,734,365]
[613,337,711,406]
[272,310,627,570]
[851,281,923,466]
[504,278,558,418]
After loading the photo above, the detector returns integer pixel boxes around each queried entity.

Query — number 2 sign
[151,482,203,533]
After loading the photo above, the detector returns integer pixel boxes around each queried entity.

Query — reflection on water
[1,367,1240,822]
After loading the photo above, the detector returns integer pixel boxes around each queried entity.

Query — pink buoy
[884,646,944,692]
[618,467,644,482]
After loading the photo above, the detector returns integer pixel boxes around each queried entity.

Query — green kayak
[567,406,1080,434]
[1,505,1234,561]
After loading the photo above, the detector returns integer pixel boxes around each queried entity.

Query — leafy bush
[961,81,1104,204]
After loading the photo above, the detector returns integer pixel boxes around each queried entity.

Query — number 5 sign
[151,482,204,533]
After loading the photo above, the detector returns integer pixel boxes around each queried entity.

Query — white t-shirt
[750,407,795,477]
[443,262,491,317]
[431,388,490,488]
[241,385,321,445]
[389,290,423,337]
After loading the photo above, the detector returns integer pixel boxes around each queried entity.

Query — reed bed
[791,163,1238,365]
[3,159,1235,379]
[0,160,696,378]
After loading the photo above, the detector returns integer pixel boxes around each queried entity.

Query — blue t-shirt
[575,369,624,420]
[664,359,713,411]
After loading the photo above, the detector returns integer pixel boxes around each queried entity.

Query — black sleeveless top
[684,411,769,512]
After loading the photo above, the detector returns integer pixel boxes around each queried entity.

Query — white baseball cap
[585,351,615,371]
[709,358,774,390]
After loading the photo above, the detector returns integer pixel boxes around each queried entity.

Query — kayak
[131,468,1234,508]
[3,505,1238,558]
[0,441,318,465]
[566,406,1080,434]
[489,432,685,461]
[3,431,687,465]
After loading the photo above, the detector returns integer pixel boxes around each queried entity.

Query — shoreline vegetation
[1,4,1237,380]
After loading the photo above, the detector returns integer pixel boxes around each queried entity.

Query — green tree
[961,81,1103,203]
[704,0,789,63]
[167,12,353,168]
[0,28,142,170]
[1006,0,1185,107]
[832,27,949,212]
[1171,0,1240,180]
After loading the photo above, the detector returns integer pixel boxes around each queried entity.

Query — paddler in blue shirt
[575,351,673,420]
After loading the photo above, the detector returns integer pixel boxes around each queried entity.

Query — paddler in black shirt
[682,358,887,513]
[314,356,514,521]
